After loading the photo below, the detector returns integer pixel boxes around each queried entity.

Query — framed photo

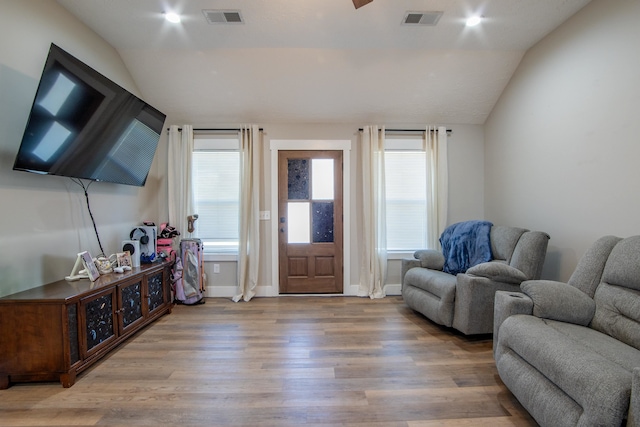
[117,251,132,268]
[80,251,101,282]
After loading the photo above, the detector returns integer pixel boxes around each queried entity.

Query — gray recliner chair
[401,224,550,335]
[494,235,640,427]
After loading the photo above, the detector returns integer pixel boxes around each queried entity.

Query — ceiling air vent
[402,11,443,26]
[203,9,244,24]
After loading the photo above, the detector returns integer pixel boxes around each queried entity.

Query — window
[192,135,240,254]
[385,137,427,252]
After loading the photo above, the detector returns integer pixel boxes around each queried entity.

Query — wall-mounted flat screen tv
[13,43,166,187]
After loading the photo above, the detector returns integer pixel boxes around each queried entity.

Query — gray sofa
[494,235,640,427]
[401,224,550,335]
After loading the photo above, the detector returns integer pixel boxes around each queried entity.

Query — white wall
[0,1,166,297]
[484,0,640,281]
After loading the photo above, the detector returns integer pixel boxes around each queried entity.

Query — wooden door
[278,150,343,293]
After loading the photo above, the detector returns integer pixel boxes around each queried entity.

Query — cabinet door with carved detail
[117,278,144,336]
[79,288,116,357]
[146,270,166,316]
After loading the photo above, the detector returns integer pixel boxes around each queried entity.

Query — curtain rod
[167,127,448,134]
[166,127,264,133]
[358,128,452,134]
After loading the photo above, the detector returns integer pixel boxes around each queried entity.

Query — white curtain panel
[233,125,261,302]
[424,126,449,249]
[168,125,195,239]
[358,126,387,299]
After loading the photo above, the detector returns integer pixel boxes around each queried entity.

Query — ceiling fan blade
[352,0,373,9]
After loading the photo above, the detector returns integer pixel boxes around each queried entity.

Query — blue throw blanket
[440,220,493,275]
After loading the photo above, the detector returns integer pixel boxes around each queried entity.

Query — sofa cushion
[592,236,640,350]
[499,315,640,426]
[490,226,527,263]
[508,231,550,280]
[404,268,457,296]
[567,235,621,298]
[592,283,640,351]
[601,236,640,291]
[520,280,595,326]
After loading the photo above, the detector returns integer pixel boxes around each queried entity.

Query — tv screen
[13,43,166,187]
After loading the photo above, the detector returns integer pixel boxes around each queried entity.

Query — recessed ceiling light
[164,12,181,23]
[466,15,482,27]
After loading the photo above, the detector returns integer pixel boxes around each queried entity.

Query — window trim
[203,253,238,262]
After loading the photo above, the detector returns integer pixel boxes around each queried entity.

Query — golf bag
[173,238,206,305]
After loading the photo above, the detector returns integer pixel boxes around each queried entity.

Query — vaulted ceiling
[55,0,592,125]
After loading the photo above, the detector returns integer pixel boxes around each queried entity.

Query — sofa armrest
[451,274,521,335]
[413,249,445,270]
[401,258,421,285]
[628,367,640,427]
[520,280,596,326]
[493,290,533,356]
[466,262,527,284]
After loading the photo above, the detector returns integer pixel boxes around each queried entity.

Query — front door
[278,150,343,294]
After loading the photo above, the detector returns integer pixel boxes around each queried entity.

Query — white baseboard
[205,284,280,298]
[205,283,402,298]
[205,286,237,298]
[384,283,402,296]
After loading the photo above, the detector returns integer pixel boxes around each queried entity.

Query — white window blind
[385,138,427,251]
[192,136,240,253]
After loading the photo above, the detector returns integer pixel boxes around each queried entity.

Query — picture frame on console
[80,251,101,282]
[117,251,132,269]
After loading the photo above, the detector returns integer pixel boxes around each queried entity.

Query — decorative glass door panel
[81,290,116,356]
[312,202,334,243]
[118,280,143,335]
[147,271,165,314]
[279,151,343,294]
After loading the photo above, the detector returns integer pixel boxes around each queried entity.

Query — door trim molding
[270,140,352,296]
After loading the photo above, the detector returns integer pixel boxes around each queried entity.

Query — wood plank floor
[0,296,538,426]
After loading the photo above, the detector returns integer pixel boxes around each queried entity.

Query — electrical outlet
[213,264,220,274]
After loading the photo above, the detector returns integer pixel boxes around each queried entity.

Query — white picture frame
[80,251,101,282]
[117,251,132,268]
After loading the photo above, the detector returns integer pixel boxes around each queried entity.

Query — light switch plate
[259,211,271,220]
